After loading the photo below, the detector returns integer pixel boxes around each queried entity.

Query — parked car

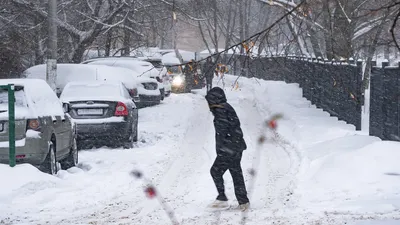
[165,65,189,93]
[23,64,140,103]
[60,81,138,149]
[81,58,167,101]
[0,79,77,175]
[138,57,172,97]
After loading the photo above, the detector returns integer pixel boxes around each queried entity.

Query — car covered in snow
[81,57,169,101]
[137,57,172,97]
[0,79,77,175]
[60,81,138,149]
[167,66,187,93]
[23,64,140,103]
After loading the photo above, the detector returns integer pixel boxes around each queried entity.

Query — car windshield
[62,83,121,99]
[148,61,163,68]
[0,88,27,107]
[167,66,181,74]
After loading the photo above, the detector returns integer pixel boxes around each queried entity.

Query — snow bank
[222,75,400,214]
[0,92,202,224]
[0,164,59,205]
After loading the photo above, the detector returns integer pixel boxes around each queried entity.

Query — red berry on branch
[145,186,157,198]
[268,120,277,129]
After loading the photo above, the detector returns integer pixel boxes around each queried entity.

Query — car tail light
[16,155,25,159]
[27,119,40,131]
[129,88,138,97]
[115,102,128,116]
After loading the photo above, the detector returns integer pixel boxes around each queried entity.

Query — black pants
[210,152,249,205]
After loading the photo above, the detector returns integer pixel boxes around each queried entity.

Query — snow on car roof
[85,58,161,79]
[60,80,130,103]
[163,50,196,62]
[0,79,64,118]
[81,56,139,64]
[87,58,152,69]
[161,55,181,65]
[64,80,123,87]
[23,64,138,90]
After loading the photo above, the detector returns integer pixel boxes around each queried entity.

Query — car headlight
[172,76,184,86]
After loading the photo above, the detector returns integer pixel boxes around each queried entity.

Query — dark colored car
[60,81,138,149]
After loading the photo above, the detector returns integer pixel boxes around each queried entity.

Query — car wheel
[123,124,135,149]
[60,137,78,170]
[40,141,58,175]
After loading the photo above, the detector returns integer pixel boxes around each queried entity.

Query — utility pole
[46,0,57,92]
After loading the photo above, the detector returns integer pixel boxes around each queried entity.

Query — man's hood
[205,87,227,105]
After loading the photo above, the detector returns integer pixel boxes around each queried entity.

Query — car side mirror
[63,103,70,113]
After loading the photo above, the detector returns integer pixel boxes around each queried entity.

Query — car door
[60,114,73,154]
[53,115,71,158]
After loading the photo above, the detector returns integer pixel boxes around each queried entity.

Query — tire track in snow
[44,94,206,225]
[177,88,302,225]
[134,93,216,224]
[235,98,301,219]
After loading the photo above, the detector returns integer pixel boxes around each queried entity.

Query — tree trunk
[286,16,308,56]
[213,0,218,51]
[122,26,131,56]
[322,0,334,60]
[362,17,387,92]
[308,27,323,58]
[224,2,233,50]
[199,21,212,54]
[239,0,244,53]
[105,30,112,57]
[244,0,250,39]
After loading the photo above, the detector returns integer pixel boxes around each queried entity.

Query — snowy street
[1,75,400,225]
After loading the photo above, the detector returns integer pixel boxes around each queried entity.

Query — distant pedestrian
[205,87,250,211]
[183,60,195,93]
[203,57,216,92]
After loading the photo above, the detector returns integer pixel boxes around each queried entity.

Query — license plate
[77,108,103,115]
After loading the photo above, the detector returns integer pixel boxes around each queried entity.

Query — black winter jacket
[205,87,247,156]
[202,61,215,82]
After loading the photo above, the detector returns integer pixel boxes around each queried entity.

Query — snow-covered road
[1,75,400,225]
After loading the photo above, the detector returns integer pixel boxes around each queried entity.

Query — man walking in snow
[205,87,250,211]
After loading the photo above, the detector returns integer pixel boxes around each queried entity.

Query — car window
[0,87,27,107]
[167,66,181,73]
[121,84,131,99]
[149,61,163,68]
